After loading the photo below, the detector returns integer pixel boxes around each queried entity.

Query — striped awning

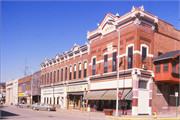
[85,89,132,100]
[85,90,107,100]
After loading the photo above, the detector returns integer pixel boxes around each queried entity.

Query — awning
[68,92,83,95]
[85,90,107,100]
[85,89,132,100]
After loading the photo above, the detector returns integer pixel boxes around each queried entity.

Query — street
[1,105,112,120]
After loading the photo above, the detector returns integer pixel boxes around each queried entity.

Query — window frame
[74,64,76,79]
[61,68,63,82]
[92,58,96,75]
[112,52,117,71]
[50,72,52,84]
[163,60,169,72]
[45,74,46,85]
[104,54,108,73]
[69,66,72,80]
[84,62,87,78]
[79,63,81,79]
[127,46,133,69]
[172,61,176,73]
[57,70,59,82]
[54,71,56,83]
[142,46,147,63]
[65,67,67,81]
[155,62,161,73]
[138,80,147,89]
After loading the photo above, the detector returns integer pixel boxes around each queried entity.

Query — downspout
[152,62,154,115]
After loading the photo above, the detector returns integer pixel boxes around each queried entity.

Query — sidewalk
[56,108,106,118]
[56,108,180,119]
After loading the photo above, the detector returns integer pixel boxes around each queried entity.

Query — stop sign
[118,92,122,99]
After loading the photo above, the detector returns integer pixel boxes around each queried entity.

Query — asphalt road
[0,105,112,120]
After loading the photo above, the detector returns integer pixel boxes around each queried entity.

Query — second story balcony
[153,50,180,83]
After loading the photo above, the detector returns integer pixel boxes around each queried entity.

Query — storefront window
[44,97,46,104]
[57,97,59,104]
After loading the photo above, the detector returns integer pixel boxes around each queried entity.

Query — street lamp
[106,18,120,117]
[25,65,33,106]
[50,84,55,107]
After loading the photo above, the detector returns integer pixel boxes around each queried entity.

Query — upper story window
[155,61,161,73]
[69,66,72,80]
[57,70,59,82]
[50,72,52,84]
[61,68,63,81]
[172,61,176,73]
[163,60,169,72]
[127,47,133,69]
[104,54,108,73]
[92,58,96,75]
[74,65,76,79]
[45,74,46,84]
[142,47,147,63]
[65,67,67,81]
[47,73,49,84]
[54,71,56,83]
[138,80,147,89]
[84,62,87,78]
[112,52,117,71]
[79,63,81,79]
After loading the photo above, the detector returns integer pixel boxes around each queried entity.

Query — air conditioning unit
[142,65,147,70]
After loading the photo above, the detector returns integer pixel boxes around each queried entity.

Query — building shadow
[1,110,19,119]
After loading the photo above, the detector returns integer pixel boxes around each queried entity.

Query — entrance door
[138,90,149,114]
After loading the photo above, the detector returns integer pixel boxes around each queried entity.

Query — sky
[1,1,180,82]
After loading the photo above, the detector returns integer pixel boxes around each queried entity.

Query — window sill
[170,95,175,97]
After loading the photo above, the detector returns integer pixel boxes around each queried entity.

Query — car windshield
[44,104,48,106]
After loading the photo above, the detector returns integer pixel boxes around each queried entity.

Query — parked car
[16,102,30,108]
[32,103,56,111]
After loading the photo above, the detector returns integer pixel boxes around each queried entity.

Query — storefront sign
[43,88,64,94]
[18,93,28,97]
[67,84,88,92]
[18,93,22,96]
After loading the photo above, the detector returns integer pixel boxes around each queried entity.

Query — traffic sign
[118,92,122,99]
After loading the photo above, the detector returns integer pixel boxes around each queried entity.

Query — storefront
[18,92,30,104]
[86,89,132,112]
[41,85,66,109]
[67,84,88,110]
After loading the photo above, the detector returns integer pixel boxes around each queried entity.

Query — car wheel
[47,108,50,111]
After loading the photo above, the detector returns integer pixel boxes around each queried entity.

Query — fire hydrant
[153,110,157,118]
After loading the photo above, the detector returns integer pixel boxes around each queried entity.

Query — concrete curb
[107,116,180,120]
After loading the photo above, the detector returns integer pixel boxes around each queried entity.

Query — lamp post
[50,84,55,107]
[107,18,120,117]
[25,65,33,106]
[83,88,86,113]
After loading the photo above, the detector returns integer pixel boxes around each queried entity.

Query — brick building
[40,43,89,110]
[18,71,41,104]
[18,75,32,104]
[85,5,180,115]
[153,50,180,114]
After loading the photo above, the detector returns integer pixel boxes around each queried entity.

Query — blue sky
[1,1,179,82]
